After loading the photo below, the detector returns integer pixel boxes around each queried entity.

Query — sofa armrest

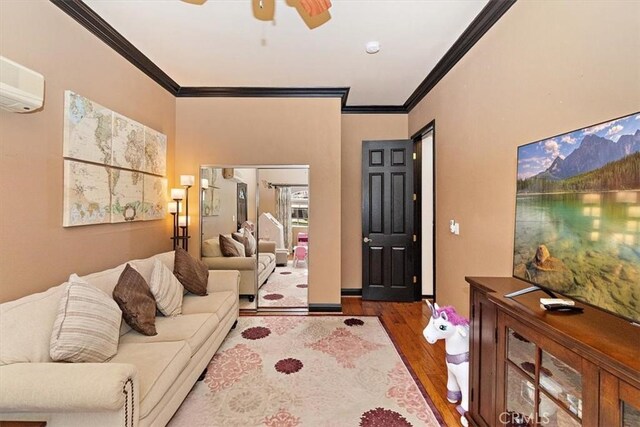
[202,256,256,271]
[0,362,137,412]
[207,270,240,294]
[258,240,276,255]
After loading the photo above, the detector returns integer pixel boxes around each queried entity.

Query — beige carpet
[169,316,443,426]
[258,261,308,308]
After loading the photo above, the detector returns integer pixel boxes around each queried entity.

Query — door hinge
[494,327,499,344]
[412,152,417,160]
[413,276,417,284]
[413,234,417,242]
[413,193,417,201]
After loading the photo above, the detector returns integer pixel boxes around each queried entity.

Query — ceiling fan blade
[287,0,331,29]
[252,0,275,21]
[299,0,332,17]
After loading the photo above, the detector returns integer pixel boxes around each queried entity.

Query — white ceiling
[84,0,489,106]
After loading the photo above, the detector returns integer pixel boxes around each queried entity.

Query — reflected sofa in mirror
[199,167,276,310]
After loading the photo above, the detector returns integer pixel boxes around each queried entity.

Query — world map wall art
[62,91,168,227]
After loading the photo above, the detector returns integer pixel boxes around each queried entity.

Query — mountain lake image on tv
[514,112,640,322]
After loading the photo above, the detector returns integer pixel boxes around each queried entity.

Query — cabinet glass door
[539,389,581,427]
[623,401,640,427]
[503,318,588,426]
[505,364,536,426]
[540,350,582,419]
[507,328,536,381]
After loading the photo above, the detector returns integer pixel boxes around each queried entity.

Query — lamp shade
[168,201,182,214]
[201,178,209,189]
[171,188,185,200]
[180,175,195,186]
[178,215,190,227]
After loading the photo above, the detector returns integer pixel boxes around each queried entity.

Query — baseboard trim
[308,303,342,313]
[341,288,363,296]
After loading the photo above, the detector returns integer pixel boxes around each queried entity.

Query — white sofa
[0,251,240,427]
[201,238,276,299]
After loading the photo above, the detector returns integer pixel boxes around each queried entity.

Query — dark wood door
[362,140,415,301]
[237,183,247,230]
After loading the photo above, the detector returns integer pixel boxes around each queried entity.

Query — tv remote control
[541,303,584,313]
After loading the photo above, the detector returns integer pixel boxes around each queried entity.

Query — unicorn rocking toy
[423,301,470,427]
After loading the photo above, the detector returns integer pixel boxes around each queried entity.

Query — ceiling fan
[181,0,333,29]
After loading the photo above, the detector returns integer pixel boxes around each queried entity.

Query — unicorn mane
[433,306,469,327]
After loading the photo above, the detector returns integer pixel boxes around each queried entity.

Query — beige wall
[408,1,640,316]
[176,98,341,305]
[340,114,409,290]
[0,1,176,302]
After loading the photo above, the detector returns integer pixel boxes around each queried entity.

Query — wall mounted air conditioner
[0,56,44,113]
[222,168,245,183]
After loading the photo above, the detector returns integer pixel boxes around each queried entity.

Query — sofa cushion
[80,264,126,298]
[113,264,157,336]
[149,259,183,317]
[174,247,209,296]
[202,238,223,258]
[0,284,65,365]
[220,234,244,257]
[258,253,276,270]
[50,275,122,363]
[182,291,236,321]
[119,313,218,356]
[152,251,175,272]
[110,341,190,419]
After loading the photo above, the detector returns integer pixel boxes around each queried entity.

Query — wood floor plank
[341,298,464,426]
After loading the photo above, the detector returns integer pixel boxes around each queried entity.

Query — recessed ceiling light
[365,41,380,54]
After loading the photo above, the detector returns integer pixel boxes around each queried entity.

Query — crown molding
[51,0,516,113]
[341,105,407,114]
[177,86,350,107]
[403,0,517,111]
[50,0,180,95]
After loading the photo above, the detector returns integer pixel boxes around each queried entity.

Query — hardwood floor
[341,297,462,427]
[242,297,463,426]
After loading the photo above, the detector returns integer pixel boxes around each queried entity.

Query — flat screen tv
[513,112,640,323]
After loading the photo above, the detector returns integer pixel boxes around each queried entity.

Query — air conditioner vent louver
[0,56,44,113]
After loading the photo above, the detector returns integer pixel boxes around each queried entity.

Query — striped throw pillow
[50,275,122,363]
[149,258,183,316]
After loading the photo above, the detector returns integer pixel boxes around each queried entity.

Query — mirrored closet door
[256,167,309,311]
[199,166,309,311]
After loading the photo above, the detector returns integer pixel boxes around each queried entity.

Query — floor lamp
[179,175,195,251]
[169,189,185,250]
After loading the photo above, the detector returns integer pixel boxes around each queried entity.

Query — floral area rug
[258,261,308,308]
[168,316,443,427]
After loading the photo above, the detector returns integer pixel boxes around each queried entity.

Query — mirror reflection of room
[257,167,309,310]
[199,167,267,311]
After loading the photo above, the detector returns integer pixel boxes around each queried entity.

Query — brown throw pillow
[173,247,209,296]
[220,234,244,257]
[112,264,157,336]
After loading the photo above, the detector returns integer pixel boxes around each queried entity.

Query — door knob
[363,237,372,243]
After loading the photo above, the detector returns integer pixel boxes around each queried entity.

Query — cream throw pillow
[149,258,184,316]
[50,274,122,363]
